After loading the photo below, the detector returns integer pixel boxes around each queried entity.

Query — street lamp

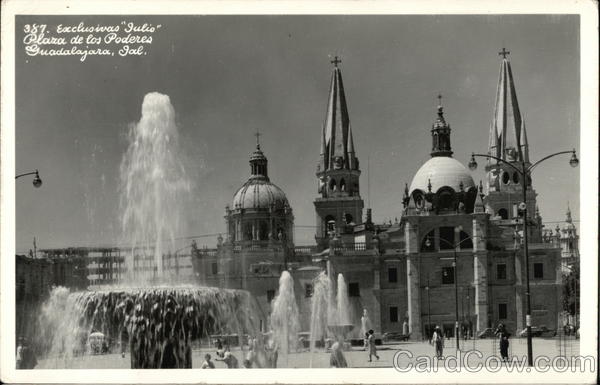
[468,148,578,367]
[425,275,432,341]
[16,169,42,188]
[425,227,473,351]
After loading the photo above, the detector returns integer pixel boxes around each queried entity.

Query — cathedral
[192,52,565,340]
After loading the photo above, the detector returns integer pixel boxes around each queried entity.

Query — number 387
[23,24,47,34]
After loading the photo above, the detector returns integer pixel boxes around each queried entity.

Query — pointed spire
[566,202,572,223]
[320,55,357,172]
[490,48,529,164]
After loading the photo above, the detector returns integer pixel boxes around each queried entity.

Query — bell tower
[484,49,538,235]
[314,57,364,249]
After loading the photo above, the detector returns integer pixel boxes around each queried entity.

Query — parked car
[382,331,410,342]
[477,328,496,339]
[518,326,556,338]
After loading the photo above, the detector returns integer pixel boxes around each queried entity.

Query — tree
[562,260,580,323]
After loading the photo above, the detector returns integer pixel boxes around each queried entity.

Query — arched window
[329,179,336,191]
[498,208,509,220]
[437,187,455,210]
[512,172,520,184]
[502,172,510,184]
[344,213,353,224]
[325,215,336,233]
[340,179,346,192]
[413,191,424,208]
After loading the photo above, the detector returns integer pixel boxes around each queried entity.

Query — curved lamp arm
[470,153,524,175]
[527,150,577,173]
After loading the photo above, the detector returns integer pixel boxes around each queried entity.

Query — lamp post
[468,148,578,366]
[425,274,432,341]
[16,169,42,188]
[425,228,473,351]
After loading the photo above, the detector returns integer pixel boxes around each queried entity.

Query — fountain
[34,93,260,369]
[119,92,191,284]
[328,274,354,344]
[308,271,354,367]
[269,271,300,367]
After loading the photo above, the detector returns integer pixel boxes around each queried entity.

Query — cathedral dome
[232,178,289,210]
[409,156,475,195]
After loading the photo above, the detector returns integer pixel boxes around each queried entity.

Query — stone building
[193,52,565,340]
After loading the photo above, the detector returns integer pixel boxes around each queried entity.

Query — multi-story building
[192,52,565,339]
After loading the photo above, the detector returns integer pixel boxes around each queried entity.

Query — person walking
[367,330,379,362]
[329,342,348,368]
[499,331,510,362]
[431,326,444,359]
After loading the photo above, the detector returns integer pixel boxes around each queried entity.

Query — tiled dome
[409,156,475,195]
[232,178,289,210]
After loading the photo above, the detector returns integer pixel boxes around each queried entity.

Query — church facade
[192,53,565,340]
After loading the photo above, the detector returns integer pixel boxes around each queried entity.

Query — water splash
[37,286,259,368]
[308,271,330,367]
[270,271,300,367]
[119,92,191,284]
[336,274,351,325]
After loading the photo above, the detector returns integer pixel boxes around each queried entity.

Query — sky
[15,15,580,252]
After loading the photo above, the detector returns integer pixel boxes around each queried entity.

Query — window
[512,172,520,184]
[325,215,335,233]
[349,282,360,297]
[502,172,510,184]
[388,267,398,283]
[344,213,353,224]
[439,227,455,250]
[496,263,507,280]
[305,284,313,298]
[389,306,399,323]
[437,188,454,210]
[329,179,336,191]
[442,267,455,284]
[498,208,509,220]
[533,263,544,279]
[498,303,508,319]
[340,179,346,192]
[459,231,473,249]
[267,290,275,303]
[211,262,218,275]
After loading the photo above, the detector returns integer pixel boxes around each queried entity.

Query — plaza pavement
[37,337,580,370]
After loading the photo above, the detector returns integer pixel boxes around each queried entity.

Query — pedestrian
[364,332,369,351]
[16,338,24,369]
[499,331,510,362]
[215,338,224,358]
[329,342,348,368]
[219,351,239,368]
[367,330,379,362]
[431,325,444,359]
[201,353,215,369]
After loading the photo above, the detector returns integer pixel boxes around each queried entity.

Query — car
[518,326,556,338]
[477,328,496,339]
[382,331,410,342]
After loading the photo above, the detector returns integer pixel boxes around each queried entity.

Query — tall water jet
[308,271,330,367]
[270,271,300,367]
[119,92,191,283]
[336,273,351,326]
